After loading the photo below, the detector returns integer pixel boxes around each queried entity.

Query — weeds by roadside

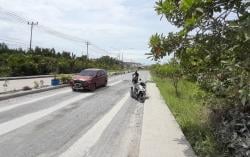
[153,76,220,156]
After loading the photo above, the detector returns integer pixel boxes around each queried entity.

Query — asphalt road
[0,71,150,157]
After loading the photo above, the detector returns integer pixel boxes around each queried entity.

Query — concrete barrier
[0,70,132,81]
[0,75,54,81]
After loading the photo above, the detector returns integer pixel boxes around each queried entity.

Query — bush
[210,107,250,157]
[33,81,39,89]
[59,74,72,84]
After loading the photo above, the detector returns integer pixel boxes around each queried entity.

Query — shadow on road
[173,136,196,157]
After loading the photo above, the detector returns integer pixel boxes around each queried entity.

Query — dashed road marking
[0,93,93,136]
[59,92,130,157]
[0,80,124,136]
[109,80,122,86]
[0,89,71,113]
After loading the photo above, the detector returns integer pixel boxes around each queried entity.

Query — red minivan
[70,69,108,91]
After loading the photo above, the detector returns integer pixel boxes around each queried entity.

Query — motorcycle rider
[131,72,147,102]
[132,70,139,84]
[132,70,140,94]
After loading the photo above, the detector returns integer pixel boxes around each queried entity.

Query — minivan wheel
[90,83,96,91]
[104,80,108,87]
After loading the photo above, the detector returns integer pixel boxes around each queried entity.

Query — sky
[0,0,178,65]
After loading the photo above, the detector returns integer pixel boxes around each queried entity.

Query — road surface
[0,71,150,157]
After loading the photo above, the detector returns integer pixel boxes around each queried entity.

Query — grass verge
[153,76,220,157]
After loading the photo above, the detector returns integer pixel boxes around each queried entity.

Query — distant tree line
[0,43,123,77]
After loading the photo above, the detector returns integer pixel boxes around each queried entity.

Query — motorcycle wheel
[138,93,145,103]
[130,87,134,98]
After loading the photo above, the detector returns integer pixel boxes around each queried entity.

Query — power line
[91,44,109,54]
[38,25,88,43]
[0,7,86,42]
[0,7,30,24]
[0,40,28,49]
[89,45,107,54]
[0,7,111,58]
[0,9,88,44]
[0,37,27,45]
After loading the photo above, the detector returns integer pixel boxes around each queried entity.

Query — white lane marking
[108,80,122,86]
[59,92,130,157]
[0,79,123,113]
[0,89,71,113]
[0,93,93,136]
[0,80,124,136]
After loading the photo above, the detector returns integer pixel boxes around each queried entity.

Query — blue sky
[0,0,177,64]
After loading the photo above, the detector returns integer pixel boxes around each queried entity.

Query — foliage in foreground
[148,0,250,156]
[0,44,123,77]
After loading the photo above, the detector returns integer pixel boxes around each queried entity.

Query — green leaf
[196,7,203,13]
[178,28,188,36]
[185,16,196,27]
[180,0,194,11]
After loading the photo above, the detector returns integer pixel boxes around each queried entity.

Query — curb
[0,84,70,101]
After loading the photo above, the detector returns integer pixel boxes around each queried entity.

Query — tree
[164,60,182,96]
[0,44,125,77]
[148,0,250,155]
[151,59,182,96]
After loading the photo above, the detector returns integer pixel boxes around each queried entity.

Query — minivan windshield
[79,70,97,77]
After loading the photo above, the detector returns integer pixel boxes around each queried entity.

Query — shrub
[33,81,39,89]
[59,74,72,84]
[214,108,250,157]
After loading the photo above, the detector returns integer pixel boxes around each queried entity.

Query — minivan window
[97,71,102,77]
[80,70,97,77]
[101,70,106,76]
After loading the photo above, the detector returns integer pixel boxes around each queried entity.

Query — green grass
[153,76,220,157]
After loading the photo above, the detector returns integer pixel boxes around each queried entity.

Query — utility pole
[85,41,90,68]
[122,52,124,69]
[86,41,90,59]
[28,21,38,51]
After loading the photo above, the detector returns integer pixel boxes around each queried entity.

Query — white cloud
[0,0,177,64]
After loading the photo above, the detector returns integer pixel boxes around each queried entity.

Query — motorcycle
[130,79,146,103]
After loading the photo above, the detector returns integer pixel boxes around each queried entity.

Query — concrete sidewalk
[139,83,196,157]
